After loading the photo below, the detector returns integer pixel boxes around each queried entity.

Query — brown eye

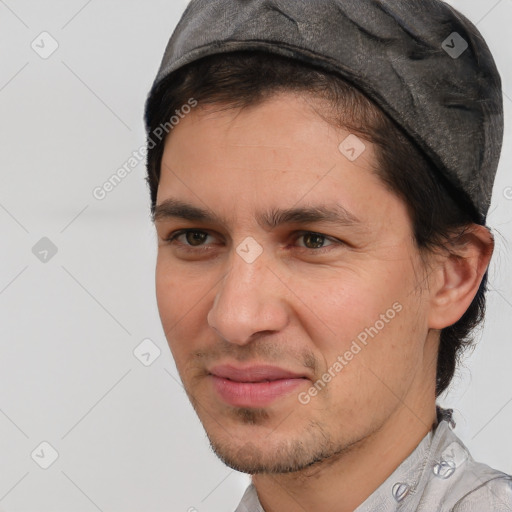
[184,231,208,246]
[301,233,327,249]
[165,229,214,247]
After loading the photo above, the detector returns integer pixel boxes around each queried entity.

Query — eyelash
[163,229,342,254]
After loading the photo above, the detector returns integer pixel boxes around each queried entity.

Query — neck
[251,394,437,512]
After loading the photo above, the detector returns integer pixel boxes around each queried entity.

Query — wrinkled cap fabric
[145,0,504,220]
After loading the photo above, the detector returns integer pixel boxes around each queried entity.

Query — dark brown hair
[144,51,489,397]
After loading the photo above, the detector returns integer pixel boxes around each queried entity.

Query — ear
[428,225,494,330]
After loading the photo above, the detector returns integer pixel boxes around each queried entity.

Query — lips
[209,364,308,382]
[208,364,309,407]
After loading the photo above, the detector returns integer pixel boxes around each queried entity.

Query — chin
[202,416,346,475]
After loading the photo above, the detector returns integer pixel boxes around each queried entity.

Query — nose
[207,248,289,345]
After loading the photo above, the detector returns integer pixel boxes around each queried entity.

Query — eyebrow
[152,198,362,229]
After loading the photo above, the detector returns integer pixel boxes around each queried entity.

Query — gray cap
[146,0,504,220]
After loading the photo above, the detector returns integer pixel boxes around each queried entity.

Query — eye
[163,229,341,254]
[295,231,335,250]
[165,229,216,247]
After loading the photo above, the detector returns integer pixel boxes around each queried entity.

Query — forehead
[160,93,375,183]
[155,91,407,232]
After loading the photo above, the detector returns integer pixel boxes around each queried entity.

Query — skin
[153,91,493,512]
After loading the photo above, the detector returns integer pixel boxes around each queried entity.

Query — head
[144,50,494,473]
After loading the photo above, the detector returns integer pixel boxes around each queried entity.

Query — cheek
[301,259,426,387]
[155,257,218,366]
[303,301,425,432]
[155,259,198,350]
[155,256,203,314]
[300,270,398,347]
[155,260,177,323]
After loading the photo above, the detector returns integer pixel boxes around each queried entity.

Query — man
[144,0,512,510]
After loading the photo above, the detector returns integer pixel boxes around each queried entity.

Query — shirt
[234,407,512,511]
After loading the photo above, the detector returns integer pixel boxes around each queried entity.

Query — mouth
[208,364,309,407]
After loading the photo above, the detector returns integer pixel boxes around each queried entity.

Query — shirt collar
[354,406,455,511]
[234,406,456,512]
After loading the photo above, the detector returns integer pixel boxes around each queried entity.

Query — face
[154,91,436,474]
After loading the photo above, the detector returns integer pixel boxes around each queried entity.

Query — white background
[0,1,511,511]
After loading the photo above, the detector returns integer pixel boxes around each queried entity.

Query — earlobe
[428,225,494,330]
